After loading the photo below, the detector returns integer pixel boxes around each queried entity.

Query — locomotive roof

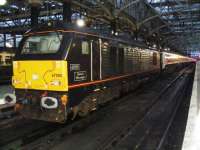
[25,23,152,50]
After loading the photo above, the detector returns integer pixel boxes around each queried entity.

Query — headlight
[41,97,58,109]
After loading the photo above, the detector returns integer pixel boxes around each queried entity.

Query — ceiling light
[6,42,12,48]
[76,19,85,27]
[0,0,6,6]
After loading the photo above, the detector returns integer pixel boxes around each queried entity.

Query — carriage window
[82,41,90,55]
[5,56,12,65]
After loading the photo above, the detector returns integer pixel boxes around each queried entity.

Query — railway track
[0,118,61,149]
[0,65,194,150]
[0,104,15,119]
[155,68,194,150]
[105,66,194,150]
[0,114,22,128]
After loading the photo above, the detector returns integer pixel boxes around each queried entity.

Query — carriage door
[91,39,100,81]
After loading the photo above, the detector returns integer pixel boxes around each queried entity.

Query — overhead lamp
[6,42,12,48]
[0,0,7,6]
[21,7,26,11]
[76,19,85,27]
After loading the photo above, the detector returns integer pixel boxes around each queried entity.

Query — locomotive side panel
[101,40,119,78]
[124,46,134,73]
[92,39,100,80]
[132,47,140,72]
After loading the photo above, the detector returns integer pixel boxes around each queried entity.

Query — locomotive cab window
[22,32,63,54]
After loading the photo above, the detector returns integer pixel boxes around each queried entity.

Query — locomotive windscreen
[16,31,73,60]
[22,32,63,54]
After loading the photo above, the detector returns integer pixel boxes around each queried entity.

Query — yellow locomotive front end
[12,61,69,122]
[12,61,68,92]
[4,30,71,122]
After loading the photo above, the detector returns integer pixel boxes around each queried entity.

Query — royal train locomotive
[4,25,195,123]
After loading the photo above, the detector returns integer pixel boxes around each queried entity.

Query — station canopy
[0,0,199,55]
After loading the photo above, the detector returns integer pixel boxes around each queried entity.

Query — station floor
[182,61,200,150]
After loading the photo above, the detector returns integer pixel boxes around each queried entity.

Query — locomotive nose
[41,97,58,109]
[3,93,16,104]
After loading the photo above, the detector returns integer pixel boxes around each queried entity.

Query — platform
[182,61,200,150]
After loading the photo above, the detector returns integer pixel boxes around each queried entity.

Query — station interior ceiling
[0,0,200,57]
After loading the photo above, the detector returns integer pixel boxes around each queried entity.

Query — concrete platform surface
[182,61,200,150]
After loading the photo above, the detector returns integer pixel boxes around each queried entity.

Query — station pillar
[63,0,72,24]
[160,49,163,74]
[13,34,16,48]
[30,5,40,28]
[111,20,117,34]
[3,34,6,48]
[28,0,42,28]
[157,36,163,74]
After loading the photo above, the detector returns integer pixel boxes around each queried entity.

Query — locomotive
[3,25,195,123]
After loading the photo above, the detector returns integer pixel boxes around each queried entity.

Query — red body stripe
[68,68,159,89]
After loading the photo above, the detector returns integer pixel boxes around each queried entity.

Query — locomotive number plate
[74,71,87,81]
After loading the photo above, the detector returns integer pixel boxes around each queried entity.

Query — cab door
[67,34,91,84]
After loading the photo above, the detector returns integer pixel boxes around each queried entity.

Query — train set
[2,25,195,123]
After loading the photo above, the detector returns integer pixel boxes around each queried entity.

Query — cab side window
[81,41,90,55]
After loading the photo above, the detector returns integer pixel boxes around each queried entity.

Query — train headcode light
[76,19,85,27]
[41,97,58,109]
